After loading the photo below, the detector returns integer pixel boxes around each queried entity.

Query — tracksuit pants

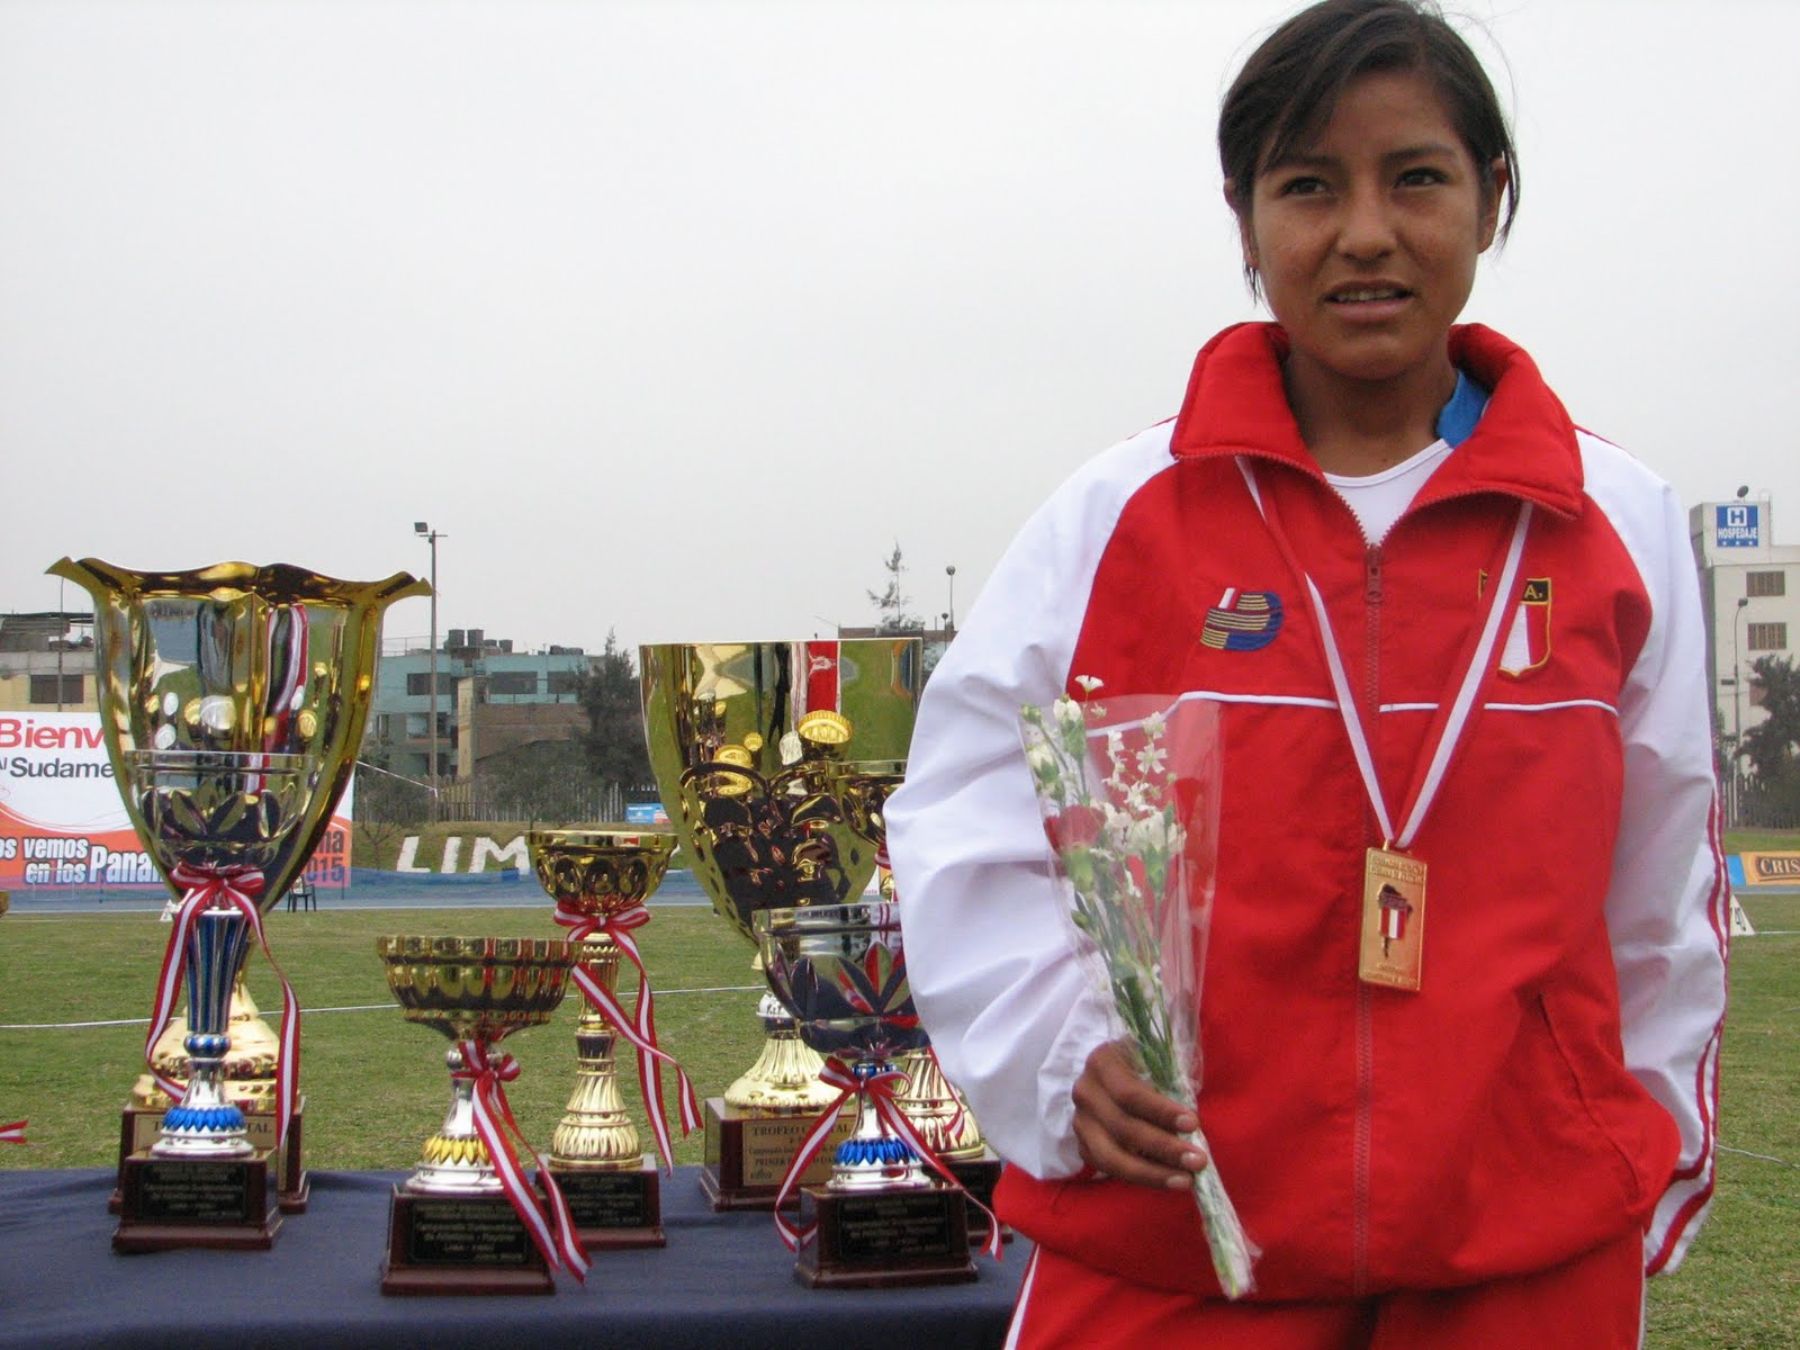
[1005,1229,1644,1349]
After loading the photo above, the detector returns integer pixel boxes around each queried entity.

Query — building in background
[368,627,596,781]
[0,611,96,712]
[1690,494,1798,760]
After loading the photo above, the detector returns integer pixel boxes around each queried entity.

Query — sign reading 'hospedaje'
[0,711,352,890]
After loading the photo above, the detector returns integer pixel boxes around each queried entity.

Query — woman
[886,2,1728,1345]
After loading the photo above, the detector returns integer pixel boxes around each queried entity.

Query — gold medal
[1359,847,1428,992]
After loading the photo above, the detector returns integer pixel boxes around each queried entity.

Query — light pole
[1733,596,1750,744]
[415,522,446,805]
[945,564,957,635]
[56,577,66,711]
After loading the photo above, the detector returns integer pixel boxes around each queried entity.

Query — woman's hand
[1071,1040,1209,1190]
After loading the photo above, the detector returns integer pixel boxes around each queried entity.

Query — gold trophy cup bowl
[52,557,426,1216]
[379,936,575,1196]
[529,829,680,1248]
[639,639,921,1209]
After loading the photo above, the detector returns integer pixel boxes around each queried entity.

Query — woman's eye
[1397,167,1448,188]
[1278,175,1328,196]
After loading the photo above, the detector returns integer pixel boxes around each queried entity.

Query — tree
[1738,654,1800,819]
[867,542,925,634]
[479,738,598,823]
[577,631,652,791]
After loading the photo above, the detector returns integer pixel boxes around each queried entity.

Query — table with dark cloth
[0,1167,1026,1348]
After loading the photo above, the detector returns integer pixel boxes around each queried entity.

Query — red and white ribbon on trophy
[452,1040,589,1282]
[0,1121,26,1144]
[144,864,303,1151]
[770,1056,1002,1259]
[553,900,702,1171]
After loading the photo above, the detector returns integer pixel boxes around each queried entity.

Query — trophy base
[545,1157,665,1249]
[380,1187,555,1296]
[794,1180,979,1289]
[699,1097,853,1211]
[110,1096,309,1216]
[946,1147,1011,1245]
[112,1150,282,1253]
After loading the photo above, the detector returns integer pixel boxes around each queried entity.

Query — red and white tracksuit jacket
[887,322,1728,1302]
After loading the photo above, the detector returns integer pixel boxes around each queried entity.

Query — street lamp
[945,564,957,635]
[415,522,447,800]
[1733,596,1750,745]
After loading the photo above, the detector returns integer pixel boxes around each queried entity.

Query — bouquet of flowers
[1020,681,1257,1298]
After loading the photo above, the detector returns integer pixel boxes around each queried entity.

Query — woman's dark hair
[1219,0,1518,251]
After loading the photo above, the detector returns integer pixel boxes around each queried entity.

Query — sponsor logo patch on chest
[1201,588,1284,652]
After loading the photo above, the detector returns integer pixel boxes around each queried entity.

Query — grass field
[0,890,1794,1344]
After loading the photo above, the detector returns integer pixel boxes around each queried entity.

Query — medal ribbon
[0,1121,25,1144]
[1236,460,1532,851]
[146,864,303,1151]
[553,901,702,1172]
[452,1040,589,1281]
[771,1056,1002,1259]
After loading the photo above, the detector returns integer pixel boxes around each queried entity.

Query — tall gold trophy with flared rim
[639,638,920,1209]
[529,827,686,1249]
[50,557,425,1230]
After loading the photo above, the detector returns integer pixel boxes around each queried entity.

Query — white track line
[0,984,764,1030]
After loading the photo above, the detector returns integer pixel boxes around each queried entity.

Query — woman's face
[1235,69,1505,388]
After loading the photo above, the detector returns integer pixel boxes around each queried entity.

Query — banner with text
[0,711,353,890]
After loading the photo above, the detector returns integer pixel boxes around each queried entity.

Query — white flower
[1136,742,1168,776]
[1053,695,1084,733]
[1142,710,1166,739]
[1127,811,1178,858]
[1074,675,1105,694]
[1100,802,1134,850]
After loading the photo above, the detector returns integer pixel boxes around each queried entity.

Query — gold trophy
[112,749,312,1251]
[529,828,693,1249]
[639,638,921,1209]
[378,936,585,1295]
[49,557,424,1240]
[828,757,1004,1244]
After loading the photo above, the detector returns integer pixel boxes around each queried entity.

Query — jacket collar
[1168,322,1586,519]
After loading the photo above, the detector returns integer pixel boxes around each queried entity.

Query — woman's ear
[1224,182,1257,271]
[1478,157,1509,251]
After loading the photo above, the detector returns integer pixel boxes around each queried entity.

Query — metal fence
[1723,769,1800,832]
[355,767,656,826]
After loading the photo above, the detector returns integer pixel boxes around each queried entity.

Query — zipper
[1353,542,1383,1296]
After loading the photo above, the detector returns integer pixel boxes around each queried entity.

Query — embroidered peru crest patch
[1498,577,1551,677]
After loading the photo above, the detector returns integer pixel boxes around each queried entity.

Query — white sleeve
[887,427,1172,1181]
[1585,437,1730,1275]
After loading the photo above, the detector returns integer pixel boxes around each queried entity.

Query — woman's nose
[1336,184,1397,261]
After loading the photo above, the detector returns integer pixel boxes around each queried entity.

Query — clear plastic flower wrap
[1019,683,1257,1299]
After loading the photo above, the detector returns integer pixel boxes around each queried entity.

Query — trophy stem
[722,991,837,1114]
[409,1043,499,1195]
[830,1059,928,1193]
[153,908,255,1159]
[895,1049,987,1159]
[550,940,642,1170]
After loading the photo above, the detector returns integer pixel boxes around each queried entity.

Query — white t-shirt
[1325,437,1455,544]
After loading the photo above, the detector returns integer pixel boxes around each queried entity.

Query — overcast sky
[3,0,1794,657]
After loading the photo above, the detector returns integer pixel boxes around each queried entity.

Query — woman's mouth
[1327,286,1411,304]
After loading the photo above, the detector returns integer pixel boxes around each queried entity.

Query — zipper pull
[1365,546,1383,604]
